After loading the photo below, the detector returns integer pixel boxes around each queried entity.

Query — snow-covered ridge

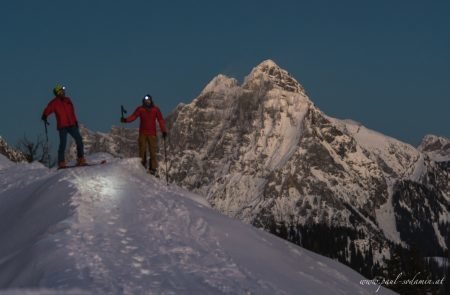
[330,117,424,181]
[0,153,393,294]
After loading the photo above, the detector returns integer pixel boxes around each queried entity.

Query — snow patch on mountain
[331,118,423,180]
[375,183,403,245]
[246,88,310,171]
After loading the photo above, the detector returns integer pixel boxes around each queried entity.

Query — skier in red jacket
[41,85,85,168]
[121,94,167,175]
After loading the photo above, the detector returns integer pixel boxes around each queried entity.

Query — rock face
[0,136,27,163]
[76,60,449,281]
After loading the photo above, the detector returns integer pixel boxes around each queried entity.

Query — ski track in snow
[0,154,395,294]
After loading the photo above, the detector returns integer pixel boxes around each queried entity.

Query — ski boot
[149,169,159,178]
[76,157,87,166]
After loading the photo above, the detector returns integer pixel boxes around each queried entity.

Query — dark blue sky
[1,0,449,148]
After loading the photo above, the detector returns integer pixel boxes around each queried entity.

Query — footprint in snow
[116,228,127,237]
[132,255,145,262]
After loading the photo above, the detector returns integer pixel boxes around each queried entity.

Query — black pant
[58,126,84,163]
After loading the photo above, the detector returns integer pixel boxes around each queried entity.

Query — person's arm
[155,107,167,135]
[41,100,55,122]
[123,107,141,123]
[67,98,79,127]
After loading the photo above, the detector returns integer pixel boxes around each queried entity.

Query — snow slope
[0,154,395,294]
[0,154,13,169]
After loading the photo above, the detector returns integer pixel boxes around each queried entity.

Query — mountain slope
[0,154,392,294]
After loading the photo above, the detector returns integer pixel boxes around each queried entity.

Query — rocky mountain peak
[243,59,305,94]
[418,134,450,150]
[254,59,280,71]
[418,134,450,162]
[199,74,239,96]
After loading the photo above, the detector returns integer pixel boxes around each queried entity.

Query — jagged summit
[198,60,306,98]
[254,59,280,71]
[243,59,305,94]
[199,74,239,96]
[192,61,310,117]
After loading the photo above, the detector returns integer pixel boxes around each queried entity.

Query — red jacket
[125,105,167,136]
[43,96,78,130]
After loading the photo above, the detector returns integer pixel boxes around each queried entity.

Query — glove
[162,131,167,139]
[121,118,127,123]
[41,114,49,125]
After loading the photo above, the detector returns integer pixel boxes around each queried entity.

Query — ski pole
[43,120,50,168]
[163,136,169,185]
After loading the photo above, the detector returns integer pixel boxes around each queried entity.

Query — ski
[58,160,107,170]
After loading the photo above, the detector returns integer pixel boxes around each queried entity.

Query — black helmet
[142,94,153,106]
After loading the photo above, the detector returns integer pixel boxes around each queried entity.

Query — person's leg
[67,126,84,159]
[58,128,68,166]
[138,134,147,168]
[149,135,158,172]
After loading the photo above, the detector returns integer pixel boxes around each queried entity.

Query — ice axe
[121,105,127,120]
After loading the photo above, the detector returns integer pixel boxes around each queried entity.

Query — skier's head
[142,94,153,107]
[53,84,66,96]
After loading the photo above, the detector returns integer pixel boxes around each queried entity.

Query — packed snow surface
[0,154,394,294]
[0,154,13,170]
